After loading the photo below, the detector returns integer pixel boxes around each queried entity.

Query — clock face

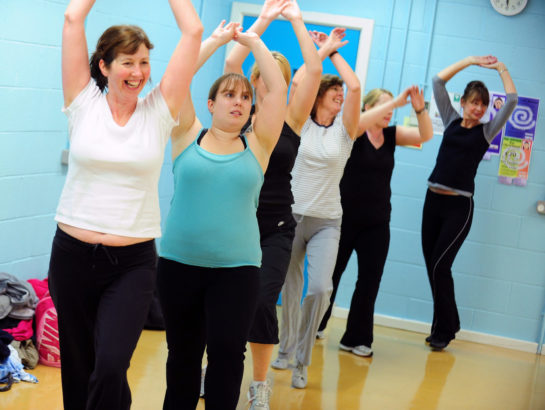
[490,0,528,16]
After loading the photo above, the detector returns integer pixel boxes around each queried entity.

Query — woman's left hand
[409,86,425,111]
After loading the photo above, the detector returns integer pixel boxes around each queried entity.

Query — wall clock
[490,0,528,16]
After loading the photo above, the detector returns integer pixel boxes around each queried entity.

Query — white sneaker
[291,362,308,389]
[200,365,206,397]
[339,343,373,357]
[247,380,271,410]
[271,354,289,370]
[316,330,325,340]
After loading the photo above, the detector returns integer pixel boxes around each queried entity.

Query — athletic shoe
[291,362,308,389]
[199,365,206,397]
[247,380,271,410]
[271,354,289,370]
[339,343,373,357]
[316,330,325,339]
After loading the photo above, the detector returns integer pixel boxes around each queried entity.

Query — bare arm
[396,86,433,146]
[282,0,322,133]
[330,45,361,138]
[238,32,288,154]
[196,21,239,72]
[62,0,95,107]
[160,0,203,119]
[223,0,289,74]
[358,87,410,136]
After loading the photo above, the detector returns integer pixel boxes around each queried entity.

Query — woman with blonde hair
[318,86,433,357]
[222,0,322,406]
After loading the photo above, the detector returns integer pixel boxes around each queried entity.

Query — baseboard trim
[331,306,544,355]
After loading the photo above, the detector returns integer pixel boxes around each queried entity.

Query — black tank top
[243,106,300,216]
[340,126,396,226]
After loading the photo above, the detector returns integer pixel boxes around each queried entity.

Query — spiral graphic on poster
[508,106,535,130]
[501,146,528,170]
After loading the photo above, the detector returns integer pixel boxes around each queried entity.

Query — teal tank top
[160,129,264,267]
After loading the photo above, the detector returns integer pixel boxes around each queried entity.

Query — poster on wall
[498,137,533,185]
[484,92,507,157]
[429,92,462,135]
[498,96,540,186]
[504,96,539,140]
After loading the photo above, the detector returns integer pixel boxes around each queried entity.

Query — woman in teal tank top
[156,24,288,410]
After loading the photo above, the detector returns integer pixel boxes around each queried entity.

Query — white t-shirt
[291,113,354,219]
[55,79,176,238]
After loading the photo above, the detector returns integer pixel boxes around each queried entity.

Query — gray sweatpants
[278,214,341,366]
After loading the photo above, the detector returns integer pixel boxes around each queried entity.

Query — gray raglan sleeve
[483,93,518,143]
[432,75,460,129]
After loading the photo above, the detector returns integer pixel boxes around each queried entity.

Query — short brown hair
[90,25,153,92]
[311,74,344,118]
[462,80,490,106]
[208,73,253,102]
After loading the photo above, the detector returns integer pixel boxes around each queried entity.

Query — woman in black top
[222,0,322,406]
[423,55,517,350]
[318,86,433,356]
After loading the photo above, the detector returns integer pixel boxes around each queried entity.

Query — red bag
[35,293,60,367]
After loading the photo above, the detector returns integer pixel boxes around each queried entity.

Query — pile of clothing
[0,272,40,391]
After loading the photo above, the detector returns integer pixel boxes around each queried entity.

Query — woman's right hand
[234,30,260,47]
[394,86,412,108]
[471,55,498,67]
[210,20,240,45]
[259,0,290,21]
[311,27,349,54]
[281,0,303,22]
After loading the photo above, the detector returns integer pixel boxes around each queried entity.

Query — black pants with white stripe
[421,189,474,342]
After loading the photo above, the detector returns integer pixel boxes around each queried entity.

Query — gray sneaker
[247,380,271,410]
[291,362,308,389]
[271,353,289,370]
[339,343,373,357]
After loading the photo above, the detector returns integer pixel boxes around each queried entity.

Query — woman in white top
[47,1,202,409]
[272,27,361,389]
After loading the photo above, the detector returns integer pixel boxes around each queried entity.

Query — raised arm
[170,23,239,160]
[282,0,322,134]
[197,21,239,72]
[358,87,410,136]
[327,29,361,139]
[237,32,288,154]
[396,86,433,146]
[62,0,95,107]
[224,0,289,74]
[480,59,517,141]
[160,0,203,119]
[437,55,497,83]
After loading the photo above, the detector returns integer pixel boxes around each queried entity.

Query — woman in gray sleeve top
[422,55,517,351]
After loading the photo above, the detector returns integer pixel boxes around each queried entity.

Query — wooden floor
[3,314,545,409]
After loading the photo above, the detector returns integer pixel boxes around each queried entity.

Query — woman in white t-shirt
[47,1,202,409]
[272,27,361,389]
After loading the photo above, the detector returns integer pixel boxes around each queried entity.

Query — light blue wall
[1,0,544,344]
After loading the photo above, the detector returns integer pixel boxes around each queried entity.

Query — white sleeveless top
[291,113,354,219]
[55,79,176,238]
